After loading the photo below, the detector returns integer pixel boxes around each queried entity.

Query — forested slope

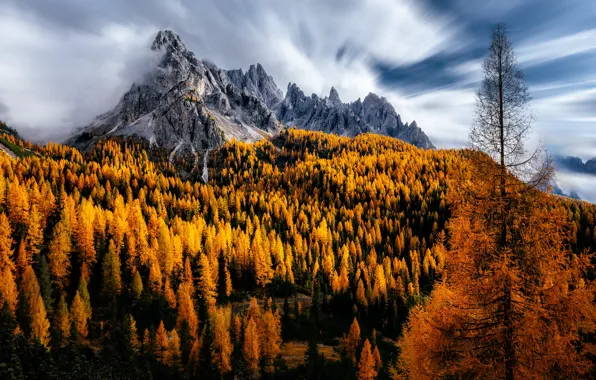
[0,129,593,379]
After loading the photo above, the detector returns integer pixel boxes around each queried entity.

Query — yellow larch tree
[54,293,70,346]
[343,317,361,365]
[76,200,96,280]
[165,328,182,369]
[372,345,382,374]
[260,309,282,373]
[0,266,18,315]
[176,283,199,339]
[70,291,89,342]
[29,294,51,347]
[188,336,202,376]
[48,216,71,291]
[26,204,44,257]
[210,306,233,375]
[243,317,260,378]
[0,213,14,272]
[7,180,30,227]
[197,253,217,307]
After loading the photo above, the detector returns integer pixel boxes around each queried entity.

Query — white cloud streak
[518,28,596,66]
[555,171,596,204]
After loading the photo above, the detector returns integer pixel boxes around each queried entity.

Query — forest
[0,125,594,379]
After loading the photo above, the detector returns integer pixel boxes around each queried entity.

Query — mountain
[67,30,434,157]
[67,30,282,158]
[276,84,435,149]
[554,155,596,175]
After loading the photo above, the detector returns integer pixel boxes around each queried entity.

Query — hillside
[0,130,594,379]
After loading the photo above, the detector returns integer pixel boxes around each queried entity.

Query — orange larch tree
[357,339,377,380]
[342,317,361,365]
[260,309,282,373]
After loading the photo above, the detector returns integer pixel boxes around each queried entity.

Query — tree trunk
[498,33,515,380]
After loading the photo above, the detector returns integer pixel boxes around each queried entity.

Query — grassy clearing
[0,137,34,158]
[280,341,341,369]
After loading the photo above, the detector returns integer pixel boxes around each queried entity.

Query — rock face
[275,84,435,149]
[68,30,435,158]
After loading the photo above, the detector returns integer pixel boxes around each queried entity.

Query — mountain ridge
[554,155,596,175]
[67,30,435,158]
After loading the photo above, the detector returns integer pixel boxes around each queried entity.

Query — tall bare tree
[470,24,550,188]
[398,25,596,380]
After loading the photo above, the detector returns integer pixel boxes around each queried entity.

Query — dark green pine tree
[35,255,54,315]
[305,329,323,379]
[0,299,25,380]
[281,297,291,340]
[305,304,325,380]
[178,320,192,365]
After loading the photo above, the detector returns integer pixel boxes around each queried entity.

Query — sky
[0,0,595,197]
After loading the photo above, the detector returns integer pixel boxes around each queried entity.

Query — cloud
[518,28,596,66]
[0,5,160,141]
[0,100,8,118]
[533,87,596,160]
[555,171,596,204]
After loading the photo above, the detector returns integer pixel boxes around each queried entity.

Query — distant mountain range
[554,155,596,175]
[66,30,434,158]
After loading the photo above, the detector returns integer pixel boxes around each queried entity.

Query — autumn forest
[0,27,595,380]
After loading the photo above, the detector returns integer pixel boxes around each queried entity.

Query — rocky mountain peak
[329,87,341,105]
[229,63,283,108]
[277,83,435,149]
[151,30,187,53]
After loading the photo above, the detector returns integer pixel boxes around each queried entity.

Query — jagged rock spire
[329,87,341,105]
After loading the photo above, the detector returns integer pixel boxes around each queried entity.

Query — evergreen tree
[0,300,24,380]
[35,256,53,315]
